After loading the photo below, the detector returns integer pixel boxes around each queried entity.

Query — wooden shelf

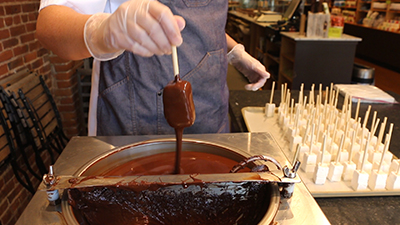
[281,53,295,63]
[371,8,387,12]
[266,53,280,64]
[279,71,293,81]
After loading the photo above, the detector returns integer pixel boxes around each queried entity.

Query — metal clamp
[43,165,61,206]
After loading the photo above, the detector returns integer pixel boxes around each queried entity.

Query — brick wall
[0,1,85,224]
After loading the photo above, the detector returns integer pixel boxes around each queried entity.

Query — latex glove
[84,0,185,60]
[227,44,270,91]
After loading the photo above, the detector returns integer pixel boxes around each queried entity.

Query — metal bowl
[62,138,280,225]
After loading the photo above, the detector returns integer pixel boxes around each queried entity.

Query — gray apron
[97,0,229,135]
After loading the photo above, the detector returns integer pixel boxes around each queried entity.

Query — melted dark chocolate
[103,151,247,176]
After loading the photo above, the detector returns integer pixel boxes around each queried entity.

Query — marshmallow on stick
[298,120,312,161]
[265,81,275,117]
[351,136,371,191]
[369,134,391,190]
[301,124,317,173]
[327,134,345,182]
[342,130,357,181]
[313,134,329,185]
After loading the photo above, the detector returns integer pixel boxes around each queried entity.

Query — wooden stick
[286,91,291,115]
[316,115,322,144]
[334,89,339,108]
[320,133,327,166]
[348,97,352,120]
[342,94,349,114]
[378,135,390,173]
[359,123,365,161]
[362,105,371,129]
[299,83,304,105]
[269,81,275,104]
[375,117,387,152]
[303,96,308,109]
[360,136,370,172]
[348,126,357,163]
[369,118,380,142]
[309,124,316,154]
[329,119,339,156]
[293,143,301,163]
[336,134,345,163]
[329,83,334,105]
[310,84,315,105]
[293,105,301,136]
[289,98,294,124]
[284,83,287,101]
[355,99,361,121]
[172,46,179,76]
[378,123,393,173]
[370,111,377,136]
[303,119,311,146]
[319,83,322,103]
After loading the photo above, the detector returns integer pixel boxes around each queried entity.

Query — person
[36,0,270,136]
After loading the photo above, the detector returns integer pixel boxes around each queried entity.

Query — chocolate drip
[163,75,195,174]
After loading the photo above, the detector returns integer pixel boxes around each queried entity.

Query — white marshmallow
[265,103,275,117]
[342,161,357,181]
[353,151,368,165]
[372,161,390,174]
[368,151,382,165]
[317,150,332,164]
[289,135,302,152]
[297,144,310,161]
[368,170,388,190]
[313,163,329,185]
[311,142,322,154]
[351,170,369,191]
[383,151,393,164]
[389,160,400,175]
[327,162,344,182]
[357,160,373,174]
[386,171,400,190]
[301,152,317,173]
[370,135,378,147]
[337,151,349,163]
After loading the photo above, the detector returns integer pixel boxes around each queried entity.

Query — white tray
[242,106,400,197]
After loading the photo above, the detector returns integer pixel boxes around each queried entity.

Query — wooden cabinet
[277,32,361,89]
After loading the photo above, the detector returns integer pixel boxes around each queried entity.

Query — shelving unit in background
[337,0,400,32]
[356,0,371,22]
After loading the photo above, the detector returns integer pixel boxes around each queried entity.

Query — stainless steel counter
[16,133,330,225]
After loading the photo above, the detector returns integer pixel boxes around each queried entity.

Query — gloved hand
[84,0,185,60]
[227,44,270,91]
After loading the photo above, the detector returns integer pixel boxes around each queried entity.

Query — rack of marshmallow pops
[261,82,399,194]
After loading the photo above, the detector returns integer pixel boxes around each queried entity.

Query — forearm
[36,6,92,60]
[225,33,238,52]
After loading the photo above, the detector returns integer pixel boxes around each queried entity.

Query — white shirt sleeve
[39,0,108,14]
